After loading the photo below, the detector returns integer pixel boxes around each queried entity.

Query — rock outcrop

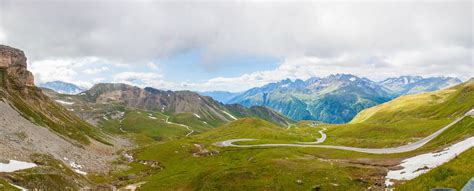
[0,45,35,88]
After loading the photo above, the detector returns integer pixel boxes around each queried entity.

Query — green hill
[322,79,473,148]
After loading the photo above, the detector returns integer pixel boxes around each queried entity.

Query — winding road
[297,128,327,144]
[163,115,194,137]
[216,109,473,154]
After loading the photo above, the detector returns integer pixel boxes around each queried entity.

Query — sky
[0,0,472,92]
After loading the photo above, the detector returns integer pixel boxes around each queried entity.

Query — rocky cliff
[0,45,35,88]
[0,44,109,145]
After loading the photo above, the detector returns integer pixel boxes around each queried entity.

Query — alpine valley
[1,44,472,191]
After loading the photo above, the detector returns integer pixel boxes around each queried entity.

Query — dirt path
[216,109,473,154]
[163,115,194,137]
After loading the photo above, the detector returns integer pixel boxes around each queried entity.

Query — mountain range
[48,73,461,124]
[39,81,85,95]
[49,83,292,128]
[227,74,461,123]
[378,75,461,95]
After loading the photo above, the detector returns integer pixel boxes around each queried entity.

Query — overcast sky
[0,0,472,91]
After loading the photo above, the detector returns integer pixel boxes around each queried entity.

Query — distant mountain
[229,74,393,123]
[39,81,85,94]
[378,76,462,95]
[79,83,291,127]
[199,91,240,103]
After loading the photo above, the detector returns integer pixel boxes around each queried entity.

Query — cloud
[1,1,471,63]
[112,72,164,87]
[29,57,123,88]
[83,66,109,75]
[2,1,472,91]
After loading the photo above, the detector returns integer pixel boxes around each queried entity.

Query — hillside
[0,45,108,145]
[352,78,473,124]
[0,45,128,189]
[45,83,291,128]
[322,79,474,148]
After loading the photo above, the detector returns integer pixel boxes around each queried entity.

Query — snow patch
[9,183,27,191]
[221,110,237,120]
[193,113,201,119]
[63,158,87,175]
[349,77,356,81]
[74,169,87,175]
[0,160,37,172]
[385,136,474,187]
[55,100,74,105]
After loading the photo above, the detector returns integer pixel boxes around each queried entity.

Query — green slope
[0,75,109,145]
[322,79,474,148]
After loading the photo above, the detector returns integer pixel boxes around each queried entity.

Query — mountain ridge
[39,80,85,95]
[226,74,462,123]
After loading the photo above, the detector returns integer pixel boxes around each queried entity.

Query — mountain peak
[0,44,35,88]
[378,75,462,95]
[39,81,85,95]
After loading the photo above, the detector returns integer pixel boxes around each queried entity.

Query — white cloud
[83,66,109,74]
[0,28,6,43]
[2,1,470,63]
[3,1,471,92]
[112,72,164,87]
[146,62,160,71]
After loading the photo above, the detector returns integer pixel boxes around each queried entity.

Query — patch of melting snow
[193,113,201,119]
[148,116,157,120]
[123,152,134,162]
[0,160,37,172]
[55,100,74,105]
[221,110,237,120]
[74,169,87,175]
[63,158,87,175]
[124,181,146,191]
[385,136,474,187]
[9,183,27,191]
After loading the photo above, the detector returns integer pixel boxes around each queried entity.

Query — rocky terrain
[0,45,131,188]
[71,83,292,127]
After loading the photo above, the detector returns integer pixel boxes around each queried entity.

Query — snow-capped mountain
[39,81,85,95]
[228,74,393,123]
[378,76,462,95]
[228,74,462,124]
